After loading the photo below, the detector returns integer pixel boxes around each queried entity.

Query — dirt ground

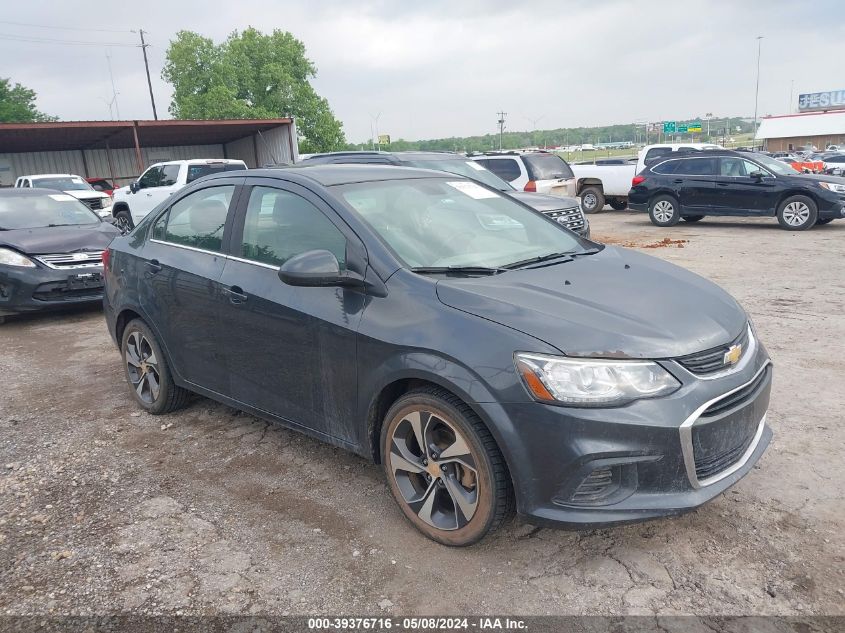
[1,212,843,617]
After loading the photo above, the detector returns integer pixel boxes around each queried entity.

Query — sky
[2,0,844,142]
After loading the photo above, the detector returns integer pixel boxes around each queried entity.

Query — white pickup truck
[112,158,247,231]
[570,143,722,213]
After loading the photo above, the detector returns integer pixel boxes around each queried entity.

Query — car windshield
[522,153,574,179]
[0,193,101,230]
[186,163,245,183]
[402,158,514,191]
[749,153,798,176]
[334,178,590,270]
[31,176,92,191]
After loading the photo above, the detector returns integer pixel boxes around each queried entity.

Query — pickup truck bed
[570,163,636,213]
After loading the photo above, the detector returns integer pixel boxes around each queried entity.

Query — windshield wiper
[411,265,506,275]
[502,252,575,269]
[46,223,78,227]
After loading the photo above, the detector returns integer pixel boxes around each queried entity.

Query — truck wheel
[580,187,605,214]
[648,195,681,227]
[114,210,134,233]
[609,199,627,211]
[776,195,817,230]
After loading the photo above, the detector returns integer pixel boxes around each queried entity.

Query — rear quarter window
[482,158,522,182]
[522,154,574,180]
[651,160,679,175]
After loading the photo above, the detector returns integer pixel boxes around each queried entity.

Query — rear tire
[609,199,627,211]
[580,186,605,214]
[776,195,817,230]
[682,215,705,222]
[648,195,681,227]
[381,386,514,546]
[121,319,191,415]
[114,209,134,233]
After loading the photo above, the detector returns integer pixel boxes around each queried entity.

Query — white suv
[112,158,247,230]
[470,152,577,197]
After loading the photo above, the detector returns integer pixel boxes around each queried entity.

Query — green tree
[0,78,56,123]
[162,28,345,153]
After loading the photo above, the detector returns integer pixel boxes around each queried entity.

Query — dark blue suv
[104,165,772,545]
[628,149,845,230]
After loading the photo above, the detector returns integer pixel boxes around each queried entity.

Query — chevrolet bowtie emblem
[724,344,742,366]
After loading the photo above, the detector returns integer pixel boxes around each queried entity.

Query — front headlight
[819,181,845,194]
[0,247,36,268]
[514,353,680,407]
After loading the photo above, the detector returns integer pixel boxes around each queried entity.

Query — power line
[0,19,132,34]
[0,32,136,47]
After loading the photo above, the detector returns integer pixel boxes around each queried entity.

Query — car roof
[20,173,81,179]
[213,164,452,187]
[302,150,467,163]
[0,187,75,197]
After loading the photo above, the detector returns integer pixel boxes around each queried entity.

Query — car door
[143,164,182,217]
[138,179,244,394]
[715,157,779,214]
[217,178,366,443]
[671,157,718,211]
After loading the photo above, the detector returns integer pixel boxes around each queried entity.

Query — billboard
[798,90,845,112]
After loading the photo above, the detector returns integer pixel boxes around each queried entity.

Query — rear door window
[522,154,574,180]
[673,158,717,176]
[483,158,522,182]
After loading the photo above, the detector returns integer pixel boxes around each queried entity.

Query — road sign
[677,124,688,133]
[378,134,391,145]
[687,121,702,133]
[663,121,676,133]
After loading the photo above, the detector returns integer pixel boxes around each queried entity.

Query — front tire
[114,209,134,233]
[381,387,513,546]
[121,319,190,414]
[648,195,681,227]
[777,195,817,230]
[580,186,605,214]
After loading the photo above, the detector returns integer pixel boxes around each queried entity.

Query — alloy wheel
[125,331,161,404]
[782,201,810,227]
[387,409,479,530]
[653,200,675,222]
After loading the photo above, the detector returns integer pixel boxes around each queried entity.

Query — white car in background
[469,151,577,197]
[111,158,247,231]
[14,174,112,218]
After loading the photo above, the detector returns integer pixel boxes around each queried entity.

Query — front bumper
[478,345,773,528]
[814,189,845,219]
[0,264,105,316]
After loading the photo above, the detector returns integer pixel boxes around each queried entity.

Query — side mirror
[749,171,764,181]
[129,181,140,194]
[278,249,363,288]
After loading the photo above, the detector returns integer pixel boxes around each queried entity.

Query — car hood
[64,190,109,200]
[435,246,746,359]
[0,223,120,255]
[508,191,581,212]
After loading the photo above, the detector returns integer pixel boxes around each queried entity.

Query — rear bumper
[476,350,773,529]
[0,264,104,316]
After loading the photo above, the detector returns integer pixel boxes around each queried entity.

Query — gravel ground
[0,212,843,617]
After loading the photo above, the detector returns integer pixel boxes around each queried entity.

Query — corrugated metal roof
[0,118,293,152]
[755,110,845,139]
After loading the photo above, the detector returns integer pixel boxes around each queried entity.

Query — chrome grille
[34,252,103,269]
[544,206,586,232]
[80,198,104,210]
[677,326,751,375]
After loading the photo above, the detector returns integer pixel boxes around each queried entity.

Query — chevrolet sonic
[103,165,772,546]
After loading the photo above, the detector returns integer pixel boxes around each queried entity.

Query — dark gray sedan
[103,165,772,546]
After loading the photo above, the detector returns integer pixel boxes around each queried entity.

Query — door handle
[716,182,730,187]
[145,260,162,276]
[223,285,248,304]
[672,179,684,184]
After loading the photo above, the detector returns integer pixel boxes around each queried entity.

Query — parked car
[822,154,845,176]
[0,188,120,322]
[297,151,589,237]
[469,151,577,198]
[86,177,118,196]
[628,150,845,230]
[14,174,112,218]
[104,165,773,545]
[112,158,247,231]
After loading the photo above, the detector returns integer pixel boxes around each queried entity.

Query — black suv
[628,149,845,230]
[298,151,589,237]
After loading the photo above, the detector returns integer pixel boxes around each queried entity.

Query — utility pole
[497,111,507,151]
[136,29,158,120]
[752,36,763,140]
